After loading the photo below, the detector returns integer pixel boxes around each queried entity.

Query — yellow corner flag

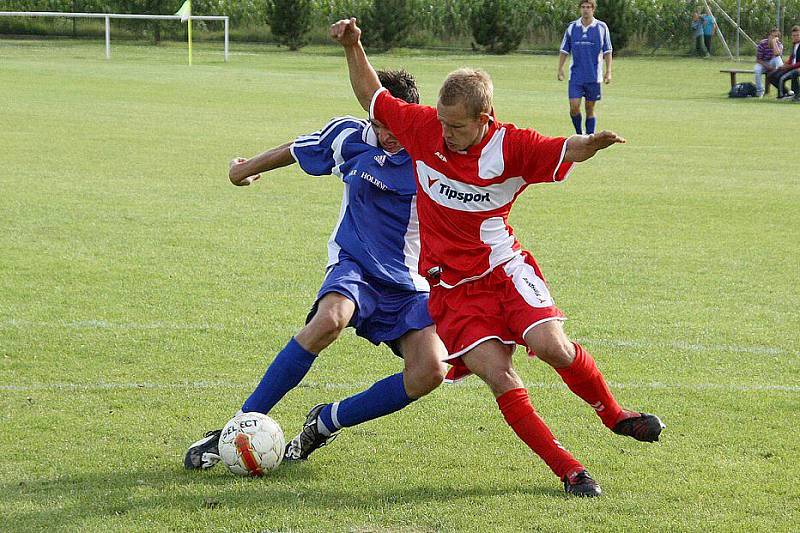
[175,0,192,65]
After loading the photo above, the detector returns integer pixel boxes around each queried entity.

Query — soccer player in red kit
[330,17,665,497]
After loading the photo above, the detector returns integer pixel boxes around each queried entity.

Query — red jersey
[370,88,575,288]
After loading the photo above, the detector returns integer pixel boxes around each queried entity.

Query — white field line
[1,380,798,393]
[0,319,222,330]
[2,319,797,357]
[582,338,795,357]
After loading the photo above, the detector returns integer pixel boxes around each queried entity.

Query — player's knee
[406,372,443,399]
[307,309,348,343]
[405,357,445,398]
[535,338,575,368]
[483,368,523,397]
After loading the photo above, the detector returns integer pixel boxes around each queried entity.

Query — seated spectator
[766,25,800,100]
[691,13,709,57]
[755,28,784,97]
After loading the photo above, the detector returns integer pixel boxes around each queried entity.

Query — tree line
[1,0,796,54]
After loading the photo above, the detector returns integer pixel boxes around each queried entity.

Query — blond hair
[438,68,493,118]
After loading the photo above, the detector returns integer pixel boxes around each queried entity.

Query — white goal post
[0,11,229,61]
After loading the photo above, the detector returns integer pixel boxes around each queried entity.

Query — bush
[597,0,634,51]
[360,0,414,52]
[470,0,526,54]
[266,0,312,50]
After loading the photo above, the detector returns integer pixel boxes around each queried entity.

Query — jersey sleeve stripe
[288,143,300,164]
[559,22,573,53]
[601,22,613,52]
[369,87,388,121]
[552,139,575,182]
[292,137,323,148]
[330,128,358,177]
[293,116,364,147]
[319,117,366,142]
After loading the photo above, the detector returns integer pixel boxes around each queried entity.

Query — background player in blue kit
[184,70,447,469]
[557,0,613,135]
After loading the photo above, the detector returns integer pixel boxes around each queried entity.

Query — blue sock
[585,116,596,134]
[241,337,316,414]
[317,373,412,435]
[570,113,582,134]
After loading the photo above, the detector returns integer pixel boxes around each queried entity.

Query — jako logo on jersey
[522,276,547,303]
[373,154,386,166]
[434,151,447,162]
[437,183,490,203]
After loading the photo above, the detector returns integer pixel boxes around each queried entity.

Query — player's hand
[229,157,260,186]
[330,17,361,47]
[557,70,565,81]
[588,130,626,150]
[604,72,612,84]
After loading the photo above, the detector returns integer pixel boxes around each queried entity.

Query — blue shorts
[309,257,433,355]
[569,81,602,101]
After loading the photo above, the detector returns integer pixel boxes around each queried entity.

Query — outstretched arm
[564,131,625,163]
[228,141,295,186]
[330,18,381,112]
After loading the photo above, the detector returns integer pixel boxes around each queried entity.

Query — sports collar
[362,121,379,147]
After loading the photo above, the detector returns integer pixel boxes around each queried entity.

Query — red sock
[556,343,624,428]
[497,388,583,479]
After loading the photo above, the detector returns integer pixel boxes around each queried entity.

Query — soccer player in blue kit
[557,0,613,135]
[184,70,447,469]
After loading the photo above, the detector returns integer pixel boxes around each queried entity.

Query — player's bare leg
[295,292,355,353]
[569,97,583,134]
[461,340,599,497]
[397,326,447,399]
[584,99,596,119]
[460,339,517,397]
[524,320,665,442]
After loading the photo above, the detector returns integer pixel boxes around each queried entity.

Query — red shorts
[428,252,565,375]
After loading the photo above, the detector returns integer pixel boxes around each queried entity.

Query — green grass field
[1,39,798,532]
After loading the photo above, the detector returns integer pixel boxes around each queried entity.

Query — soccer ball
[218,412,285,476]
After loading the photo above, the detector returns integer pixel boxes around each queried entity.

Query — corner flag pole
[175,0,192,65]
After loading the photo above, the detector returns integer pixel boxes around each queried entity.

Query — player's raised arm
[228,141,295,186]
[564,130,625,162]
[330,18,381,112]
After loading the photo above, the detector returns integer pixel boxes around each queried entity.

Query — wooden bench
[720,68,770,94]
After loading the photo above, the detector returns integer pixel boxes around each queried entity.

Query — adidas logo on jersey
[373,154,386,166]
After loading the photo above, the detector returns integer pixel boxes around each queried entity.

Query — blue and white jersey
[560,18,613,83]
[290,116,428,293]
